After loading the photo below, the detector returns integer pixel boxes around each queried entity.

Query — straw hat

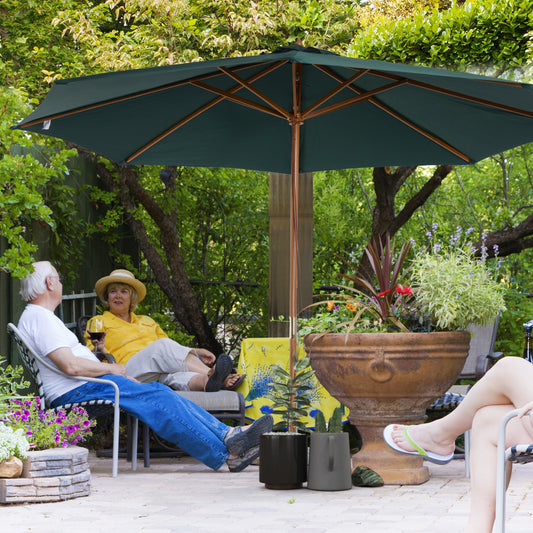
[95,269,146,303]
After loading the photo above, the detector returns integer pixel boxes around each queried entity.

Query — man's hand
[90,332,107,354]
[106,363,140,383]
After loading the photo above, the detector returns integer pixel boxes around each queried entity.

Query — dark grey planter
[307,432,352,491]
[259,433,307,489]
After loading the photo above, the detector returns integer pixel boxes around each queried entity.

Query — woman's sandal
[223,374,246,390]
[205,354,233,392]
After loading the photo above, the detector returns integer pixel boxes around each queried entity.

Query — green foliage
[495,289,533,357]
[312,168,374,286]
[313,406,343,433]
[0,357,30,413]
[2,0,533,353]
[50,0,362,70]
[411,247,506,331]
[0,0,90,97]
[298,305,389,337]
[0,87,79,278]
[268,355,316,433]
[2,397,96,450]
[350,0,533,74]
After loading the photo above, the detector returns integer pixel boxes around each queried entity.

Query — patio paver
[2,452,532,532]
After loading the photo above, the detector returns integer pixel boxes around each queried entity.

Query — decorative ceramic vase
[307,432,352,491]
[304,331,470,485]
[259,433,308,489]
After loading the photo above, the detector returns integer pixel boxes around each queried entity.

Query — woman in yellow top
[87,269,244,392]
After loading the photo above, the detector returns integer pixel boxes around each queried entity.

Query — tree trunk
[90,157,223,354]
[357,165,452,280]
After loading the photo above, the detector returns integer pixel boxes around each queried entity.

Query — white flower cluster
[0,422,30,462]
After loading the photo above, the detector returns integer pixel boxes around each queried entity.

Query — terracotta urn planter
[304,331,470,485]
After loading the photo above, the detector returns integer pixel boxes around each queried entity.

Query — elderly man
[17,261,272,472]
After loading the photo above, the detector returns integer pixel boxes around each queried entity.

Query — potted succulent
[307,407,352,491]
[301,229,507,485]
[259,354,315,490]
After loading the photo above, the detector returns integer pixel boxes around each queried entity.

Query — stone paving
[2,452,533,532]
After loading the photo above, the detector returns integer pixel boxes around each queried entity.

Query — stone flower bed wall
[0,446,91,504]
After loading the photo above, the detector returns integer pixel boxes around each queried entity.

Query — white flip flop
[383,424,454,465]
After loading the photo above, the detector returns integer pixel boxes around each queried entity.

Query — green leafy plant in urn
[301,231,506,485]
[259,355,315,489]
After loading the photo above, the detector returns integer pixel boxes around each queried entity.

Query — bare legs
[389,357,533,533]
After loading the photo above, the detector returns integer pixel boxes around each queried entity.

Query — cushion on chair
[177,390,243,412]
[428,391,465,412]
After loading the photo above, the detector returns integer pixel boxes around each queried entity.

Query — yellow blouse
[86,311,167,365]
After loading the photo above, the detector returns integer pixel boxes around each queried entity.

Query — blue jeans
[51,376,230,470]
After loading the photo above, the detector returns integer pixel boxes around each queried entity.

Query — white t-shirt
[18,304,100,403]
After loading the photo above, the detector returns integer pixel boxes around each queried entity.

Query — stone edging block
[0,446,91,504]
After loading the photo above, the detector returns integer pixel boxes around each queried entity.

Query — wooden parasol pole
[288,62,303,432]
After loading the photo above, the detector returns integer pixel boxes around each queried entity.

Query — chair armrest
[475,352,504,379]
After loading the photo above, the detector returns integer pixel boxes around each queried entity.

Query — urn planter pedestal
[304,331,470,485]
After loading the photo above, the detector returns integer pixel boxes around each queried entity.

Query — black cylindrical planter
[259,433,308,489]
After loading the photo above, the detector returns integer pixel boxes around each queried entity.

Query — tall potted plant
[301,230,506,485]
[259,354,315,490]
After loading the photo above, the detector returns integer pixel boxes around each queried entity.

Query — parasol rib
[359,67,533,119]
[126,61,286,163]
[19,61,288,128]
[314,65,472,162]
[301,69,370,116]
[190,80,287,119]
[406,78,533,119]
[302,79,409,120]
[218,66,291,120]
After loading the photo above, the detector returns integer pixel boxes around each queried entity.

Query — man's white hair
[20,261,55,302]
